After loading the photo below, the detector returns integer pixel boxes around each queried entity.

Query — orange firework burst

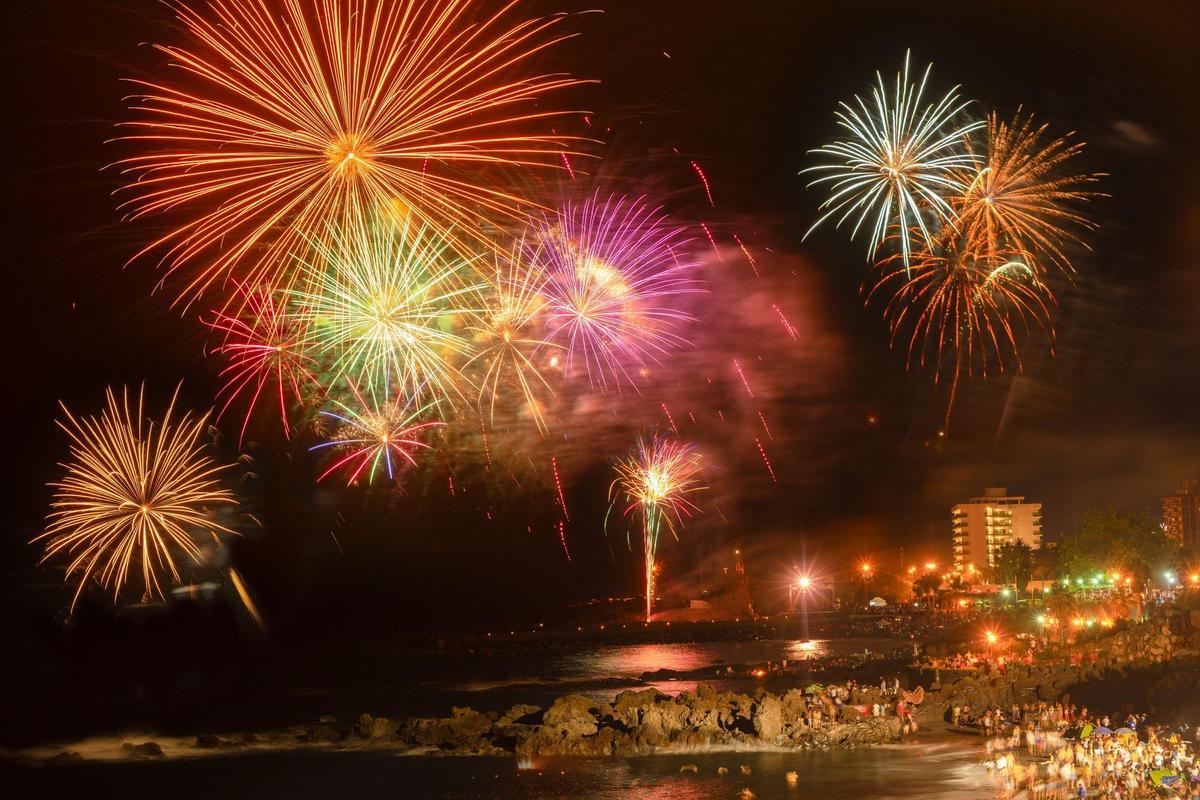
[115,0,587,303]
[872,230,1054,425]
[956,110,1103,275]
[35,385,236,610]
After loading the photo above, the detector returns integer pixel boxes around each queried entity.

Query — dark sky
[2,0,1197,629]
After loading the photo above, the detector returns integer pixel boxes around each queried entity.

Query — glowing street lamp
[797,575,812,590]
[924,561,937,572]
[859,561,874,578]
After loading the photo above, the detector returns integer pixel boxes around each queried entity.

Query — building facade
[951,487,1042,575]
[1163,482,1200,550]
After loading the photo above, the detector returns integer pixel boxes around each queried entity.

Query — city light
[797,575,811,590]
[985,630,998,645]
[924,561,937,571]
[859,561,874,577]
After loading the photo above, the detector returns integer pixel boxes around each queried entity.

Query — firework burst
[803,51,984,265]
[467,238,559,433]
[872,229,1054,426]
[311,384,442,485]
[532,192,699,391]
[955,110,1103,275]
[288,212,482,407]
[115,0,586,303]
[609,435,704,621]
[36,385,236,609]
[204,284,316,443]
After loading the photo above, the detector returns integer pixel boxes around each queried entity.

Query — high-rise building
[951,487,1042,575]
[1163,482,1200,550]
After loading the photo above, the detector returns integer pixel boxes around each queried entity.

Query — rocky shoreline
[27,612,1200,765]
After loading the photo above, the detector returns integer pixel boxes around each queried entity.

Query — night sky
[2,0,1197,633]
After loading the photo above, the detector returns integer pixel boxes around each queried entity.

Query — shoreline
[12,613,1199,767]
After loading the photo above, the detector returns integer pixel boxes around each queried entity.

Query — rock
[543,694,603,738]
[740,765,751,775]
[740,789,756,799]
[679,763,699,773]
[49,751,83,763]
[367,716,397,740]
[498,704,542,727]
[612,688,664,727]
[121,742,164,759]
[718,766,729,775]
[752,694,782,742]
[318,714,336,724]
[195,735,222,749]
[786,771,798,785]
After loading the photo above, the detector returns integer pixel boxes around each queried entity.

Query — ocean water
[5,740,995,800]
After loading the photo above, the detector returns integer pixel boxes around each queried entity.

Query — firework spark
[288,212,482,406]
[204,285,316,443]
[803,51,984,265]
[311,385,442,485]
[466,238,559,433]
[609,436,704,621]
[532,192,699,390]
[36,385,236,609]
[871,229,1054,426]
[956,110,1102,275]
[115,0,585,303]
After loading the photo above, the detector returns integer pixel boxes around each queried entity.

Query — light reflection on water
[551,638,882,681]
[8,740,997,799]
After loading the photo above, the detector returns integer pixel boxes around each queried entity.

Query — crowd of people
[978,702,1200,798]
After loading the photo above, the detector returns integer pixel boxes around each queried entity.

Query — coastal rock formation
[358,683,903,758]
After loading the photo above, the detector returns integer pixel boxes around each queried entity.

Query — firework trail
[36,385,236,609]
[531,192,700,390]
[557,519,572,562]
[732,358,754,397]
[754,437,777,483]
[802,50,983,266]
[691,160,716,206]
[115,0,586,304]
[699,222,723,262]
[732,233,760,278]
[609,435,704,622]
[311,384,442,485]
[551,456,569,521]
[661,403,679,435]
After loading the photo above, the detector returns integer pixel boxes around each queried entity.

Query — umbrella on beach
[805,683,824,693]
[1115,728,1135,735]
[1080,723,1095,739]
[1094,727,1113,735]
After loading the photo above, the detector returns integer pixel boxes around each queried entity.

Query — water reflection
[552,638,876,680]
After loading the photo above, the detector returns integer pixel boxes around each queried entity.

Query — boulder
[121,742,164,759]
[752,694,782,742]
[543,693,604,737]
[612,688,664,727]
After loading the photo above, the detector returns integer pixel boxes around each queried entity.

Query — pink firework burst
[529,192,700,390]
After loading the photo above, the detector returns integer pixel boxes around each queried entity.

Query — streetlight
[924,561,937,572]
[859,561,873,578]
[797,575,811,590]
